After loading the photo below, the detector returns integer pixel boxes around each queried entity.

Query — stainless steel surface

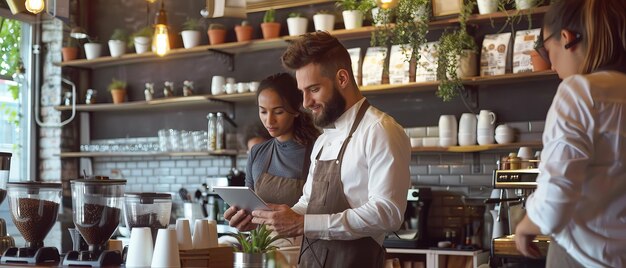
[233,252,269,268]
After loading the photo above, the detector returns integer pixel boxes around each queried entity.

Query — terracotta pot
[234,25,253,42]
[260,22,281,39]
[208,29,227,45]
[110,88,126,104]
[61,47,78,62]
[530,50,551,72]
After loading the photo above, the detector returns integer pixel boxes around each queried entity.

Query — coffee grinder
[124,192,172,243]
[0,152,15,254]
[63,176,126,267]
[1,182,62,264]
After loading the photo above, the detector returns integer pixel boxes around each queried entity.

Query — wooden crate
[180,246,234,268]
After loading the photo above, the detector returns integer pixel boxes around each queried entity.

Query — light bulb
[152,24,170,56]
[375,0,399,10]
[25,0,45,14]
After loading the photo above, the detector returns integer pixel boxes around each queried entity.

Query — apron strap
[301,143,313,179]
[336,100,370,163]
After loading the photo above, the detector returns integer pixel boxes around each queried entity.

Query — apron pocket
[309,181,329,206]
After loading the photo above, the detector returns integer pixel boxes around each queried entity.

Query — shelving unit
[386,248,489,268]
[57,150,241,158]
[411,141,542,153]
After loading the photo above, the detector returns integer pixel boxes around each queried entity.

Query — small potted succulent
[313,10,335,32]
[229,225,285,267]
[61,35,78,62]
[108,29,128,57]
[234,20,253,42]
[130,26,152,54]
[260,8,281,39]
[286,12,308,36]
[108,78,127,104]
[208,23,227,45]
[181,17,202,48]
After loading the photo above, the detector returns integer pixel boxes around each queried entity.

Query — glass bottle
[207,113,216,151]
[216,112,225,150]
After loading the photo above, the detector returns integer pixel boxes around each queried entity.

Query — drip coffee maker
[0,182,62,264]
[124,192,172,242]
[0,152,15,254]
[63,176,126,267]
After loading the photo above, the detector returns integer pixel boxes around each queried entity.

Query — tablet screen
[212,186,271,213]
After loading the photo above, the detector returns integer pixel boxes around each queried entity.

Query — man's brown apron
[299,101,385,268]
[255,141,311,206]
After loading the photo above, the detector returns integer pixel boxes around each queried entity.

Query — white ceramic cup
[224,83,236,94]
[459,113,478,134]
[477,110,496,129]
[126,227,154,268]
[151,228,181,268]
[192,219,210,249]
[236,82,249,94]
[410,137,422,148]
[175,218,193,250]
[211,76,225,95]
[248,81,260,92]
[517,147,533,160]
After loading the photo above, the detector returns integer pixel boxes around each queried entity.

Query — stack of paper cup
[192,219,210,249]
[176,219,193,250]
[151,228,180,268]
[207,220,219,248]
[126,227,153,268]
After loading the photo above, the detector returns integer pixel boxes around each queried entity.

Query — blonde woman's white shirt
[526,71,626,267]
[292,98,411,245]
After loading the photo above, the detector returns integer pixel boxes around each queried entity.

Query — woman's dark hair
[257,73,320,145]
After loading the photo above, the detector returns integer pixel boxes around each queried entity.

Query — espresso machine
[488,167,550,262]
[383,187,432,248]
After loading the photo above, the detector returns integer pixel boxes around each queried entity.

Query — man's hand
[514,215,543,259]
[251,204,304,237]
[224,206,256,231]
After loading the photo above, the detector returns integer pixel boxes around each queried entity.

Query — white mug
[477,110,496,129]
[224,83,236,94]
[211,76,225,95]
[236,82,249,94]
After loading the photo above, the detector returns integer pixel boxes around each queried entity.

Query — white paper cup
[176,219,193,250]
[207,220,219,248]
[192,219,210,249]
[126,227,153,267]
[151,228,181,268]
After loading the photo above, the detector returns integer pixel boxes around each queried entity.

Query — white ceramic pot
[84,43,102,60]
[456,50,478,78]
[287,17,308,36]
[108,40,126,57]
[515,0,536,10]
[313,14,335,32]
[477,0,498,14]
[371,7,391,26]
[342,10,363,30]
[181,30,201,49]
[134,36,150,54]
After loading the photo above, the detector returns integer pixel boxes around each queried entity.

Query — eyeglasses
[534,29,583,65]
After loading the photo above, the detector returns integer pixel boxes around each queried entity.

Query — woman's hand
[224,206,256,231]
[514,215,543,259]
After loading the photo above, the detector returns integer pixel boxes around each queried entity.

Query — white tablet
[212,186,271,213]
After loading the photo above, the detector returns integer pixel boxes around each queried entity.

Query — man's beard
[313,85,346,128]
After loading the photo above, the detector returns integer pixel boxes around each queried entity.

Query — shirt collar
[324,97,367,134]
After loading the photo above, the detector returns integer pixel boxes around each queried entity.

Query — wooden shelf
[57,150,241,158]
[54,71,557,112]
[56,5,550,70]
[411,141,542,153]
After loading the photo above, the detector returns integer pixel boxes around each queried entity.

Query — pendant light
[375,0,399,10]
[25,0,45,14]
[152,1,170,56]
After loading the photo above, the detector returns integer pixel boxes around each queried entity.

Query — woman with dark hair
[224,73,320,231]
[515,0,626,266]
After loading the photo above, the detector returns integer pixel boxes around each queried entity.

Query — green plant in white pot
[336,0,375,30]
[130,26,152,54]
[313,10,335,32]
[229,225,286,267]
[181,17,202,48]
[108,29,127,57]
[286,12,308,36]
[84,35,101,60]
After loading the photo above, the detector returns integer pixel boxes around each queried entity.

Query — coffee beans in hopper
[12,198,59,243]
[75,204,121,246]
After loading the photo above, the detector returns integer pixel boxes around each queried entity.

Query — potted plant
[436,1,478,101]
[108,78,127,104]
[260,8,281,39]
[130,26,152,54]
[208,23,227,45]
[61,35,78,62]
[108,29,127,57]
[84,36,102,60]
[313,10,335,32]
[234,20,253,42]
[336,0,375,30]
[181,17,202,48]
[477,0,498,14]
[286,12,308,36]
[229,225,285,267]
